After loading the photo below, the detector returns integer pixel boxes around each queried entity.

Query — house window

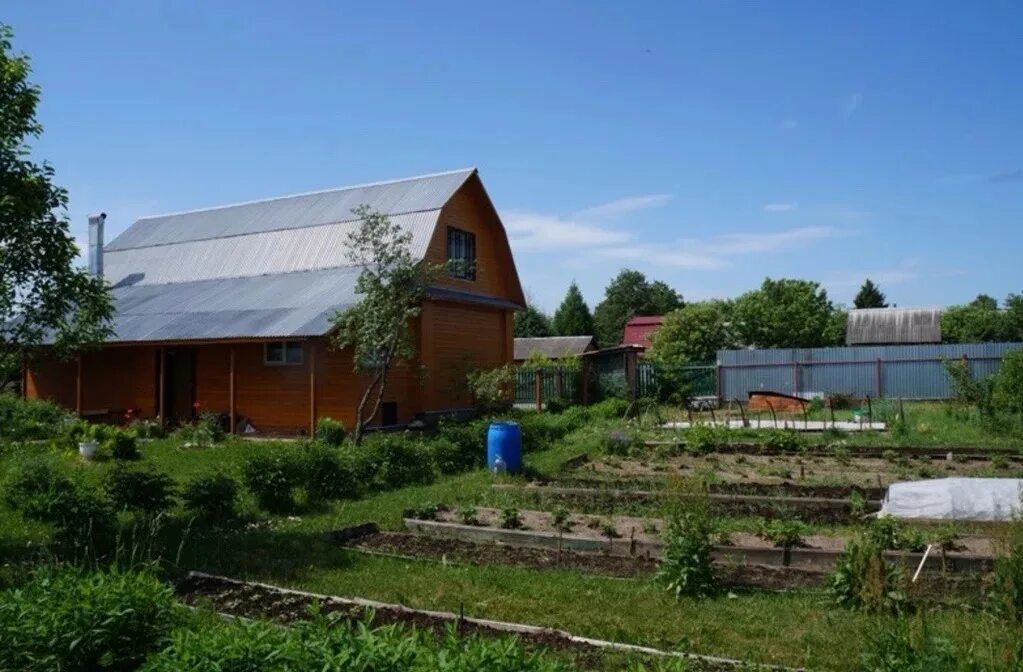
[446,226,476,280]
[264,341,304,365]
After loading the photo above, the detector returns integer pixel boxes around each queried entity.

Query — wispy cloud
[591,226,851,270]
[763,202,798,213]
[572,194,673,220]
[988,169,1023,184]
[781,120,799,130]
[824,258,923,291]
[842,92,863,120]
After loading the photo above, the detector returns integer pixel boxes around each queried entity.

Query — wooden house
[26,168,525,434]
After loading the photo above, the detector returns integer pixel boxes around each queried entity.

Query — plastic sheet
[880,477,1023,521]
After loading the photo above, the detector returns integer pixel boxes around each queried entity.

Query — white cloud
[503,210,632,252]
[698,226,849,256]
[842,92,863,120]
[572,193,673,220]
[763,202,798,213]
[781,120,799,130]
[824,258,923,290]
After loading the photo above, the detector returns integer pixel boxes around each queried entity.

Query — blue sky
[7,1,1022,312]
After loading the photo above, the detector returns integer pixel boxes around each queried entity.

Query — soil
[430,507,997,556]
[176,573,751,671]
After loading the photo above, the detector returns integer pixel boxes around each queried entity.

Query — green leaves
[551,282,593,337]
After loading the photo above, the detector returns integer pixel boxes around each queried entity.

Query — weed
[459,505,479,526]
[657,481,716,599]
[500,507,522,529]
[600,521,620,540]
[550,506,571,532]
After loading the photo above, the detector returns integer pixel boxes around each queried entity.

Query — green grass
[2,420,1023,670]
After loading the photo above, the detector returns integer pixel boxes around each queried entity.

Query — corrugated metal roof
[104,210,440,287]
[105,267,361,342]
[107,168,476,250]
[846,308,942,345]
[514,336,595,360]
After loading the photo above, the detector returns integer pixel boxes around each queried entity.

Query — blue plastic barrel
[487,421,522,473]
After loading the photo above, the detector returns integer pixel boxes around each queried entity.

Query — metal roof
[514,336,595,360]
[846,308,942,345]
[106,168,476,250]
[94,168,489,343]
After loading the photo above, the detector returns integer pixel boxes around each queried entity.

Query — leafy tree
[942,294,1008,343]
[732,278,838,349]
[592,269,683,347]
[551,282,594,336]
[513,303,551,338]
[824,308,849,346]
[648,280,685,315]
[0,25,112,390]
[648,301,734,364]
[330,206,444,443]
[1004,293,1023,342]
[854,279,888,309]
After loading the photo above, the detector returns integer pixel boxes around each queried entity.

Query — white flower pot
[79,440,99,460]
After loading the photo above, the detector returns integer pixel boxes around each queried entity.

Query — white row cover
[880,477,1023,522]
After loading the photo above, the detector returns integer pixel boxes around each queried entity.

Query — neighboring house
[846,308,942,346]
[513,336,595,363]
[27,168,525,434]
[621,315,664,350]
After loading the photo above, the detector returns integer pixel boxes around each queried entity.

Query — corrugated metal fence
[717,342,1023,401]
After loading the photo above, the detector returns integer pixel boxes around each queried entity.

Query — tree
[551,282,594,336]
[732,278,838,349]
[648,301,734,364]
[1004,293,1023,342]
[853,279,888,309]
[592,269,683,347]
[513,303,551,338]
[941,294,1008,344]
[330,206,444,443]
[1,25,112,390]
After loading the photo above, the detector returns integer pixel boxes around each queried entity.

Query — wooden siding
[27,347,158,418]
[426,175,524,305]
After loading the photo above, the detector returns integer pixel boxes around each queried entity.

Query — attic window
[446,227,476,281]
[264,341,304,366]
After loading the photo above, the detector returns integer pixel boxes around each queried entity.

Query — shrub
[500,507,522,529]
[683,423,728,454]
[760,429,803,453]
[757,518,810,549]
[105,427,141,460]
[944,358,996,419]
[302,442,359,502]
[602,429,640,456]
[128,418,165,439]
[429,436,483,474]
[0,567,178,672]
[516,412,573,452]
[174,411,225,447]
[242,447,307,513]
[181,474,239,523]
[315,417,346,447]
[586,397,630,420]
[104,465,176,516]
[357,433,436,490]
[829,536,910,614]
[466,364,515,412]
[990,536,1023,623]
[4,458,116,552]
[0,393,73,442]
[859,616,961,672]
[994,350,1023,415]
[657,486,716,599]
[436,418,488,457]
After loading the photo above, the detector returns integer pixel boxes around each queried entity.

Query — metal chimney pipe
[88,213,106,278]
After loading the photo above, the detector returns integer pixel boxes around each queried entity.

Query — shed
[845,308,942,345]
[514,336,595,362]
[621,315,664,350]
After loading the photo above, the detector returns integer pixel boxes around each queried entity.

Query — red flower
[192,401,202,410]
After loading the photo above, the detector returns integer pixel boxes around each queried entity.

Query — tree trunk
[353,370,383,445]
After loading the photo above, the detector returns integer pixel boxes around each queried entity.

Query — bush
[602,429,640,456]
[683,423,728,454]
[0,567,178,672]
[517,412,573,452]
[994,350,1023,415]
[104,465,176,516]
[760,429,803,453]
[174,411,225,447]
[315,417,346,447]
[181,474,239,523]
[990,535,1023,623]
[500,507,522,529]
[4,458,116,552]
[0,393,74,442]
[241,447,307,513]
[429,436,483,474]
[866,515,926,552]
[828,535,910,614]
[859,616,961,672]
[657,486,716,599]
[586,397,630,420]
[302,442,359,502]
[467,364,515,412]
[357,433,436,490]
[105,427,141,460]
[128,418,165,439]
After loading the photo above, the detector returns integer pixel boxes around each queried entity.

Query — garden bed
[644,440,1023,460]
[176,571,786,671]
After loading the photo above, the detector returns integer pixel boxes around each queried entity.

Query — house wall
[27,346,158,418]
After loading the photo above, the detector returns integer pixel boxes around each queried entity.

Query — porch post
[75,354,83,416]
[229,347,236,434]
[158,347,166,423]
[309,342,317,437]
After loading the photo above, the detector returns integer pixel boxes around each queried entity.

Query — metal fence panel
[718,342,1023,401]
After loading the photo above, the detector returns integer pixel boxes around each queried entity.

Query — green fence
[514,367,583,404]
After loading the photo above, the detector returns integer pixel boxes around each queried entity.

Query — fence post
[625,350,638,402]
[792,361,799,395]
[875,358,882,398]
[715,363,722,400]
[580,361,589,406]
[555,366,564,401]
[534,369,543,413]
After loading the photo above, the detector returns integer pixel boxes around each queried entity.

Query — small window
[446,226,476,280]
[264,341,304,365]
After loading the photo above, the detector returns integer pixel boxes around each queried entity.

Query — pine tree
[551,282,594,337]
[514,304,552,338]
[853,279,888,309]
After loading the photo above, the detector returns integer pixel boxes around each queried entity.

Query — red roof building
[621,315,664,350]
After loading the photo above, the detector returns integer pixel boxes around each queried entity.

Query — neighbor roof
[514,336,595,361]
[846,308,942,345]
[621,315,664,349]
[97,168,518,343]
